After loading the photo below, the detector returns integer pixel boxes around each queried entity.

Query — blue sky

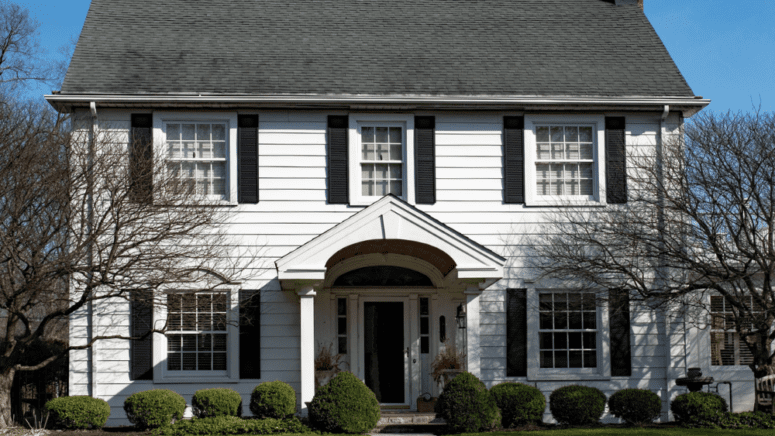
[17,0,775,114]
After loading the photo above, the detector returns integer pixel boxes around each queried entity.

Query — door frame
[358,295,411,406]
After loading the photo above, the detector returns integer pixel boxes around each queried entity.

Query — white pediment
[275,195,504,286]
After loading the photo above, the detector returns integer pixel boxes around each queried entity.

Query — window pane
[583,312,596,329]
[420,298,429,316]
[168,335,181,352]
[182,335,196,351]
[183,353,197,370]
[540,312,553,330]
[566,126,579,142]
[537,143,551,160]
[198,353,212,371]
[182,313,196,330]
[213,334,228,352]
[554,350,568,368]
[551,126,564,142]
[551,142,564,159]
[362,127,374,143]
[182,124,196,141]
[362,181,373,196]
[168,353,181,371]
[212,142,226,159]
[362,142,374,160]
[569,351,583,368]
[539,293,553,310]
[536,126,550,142]
[375,164,388,179]
[198,334,212,351]
[213,313,227,331]
[554,312,567,329]
[421,337,429,354]
[390,143,402,160]
[338,298,347,316]
[420,317,429,335]
[376,180,388,196]
[198,312,212,331]
[389,181,402,196]
[580,143,593,160]
[554,332,567,349]
[212,124,226,141]
[553,293,568,311]
[376,143,389,161]
[568,332,582,349]
[213,293,228,312]
[338,317,347,335]
[213,353,227,370]
[583,332,596,349]
[376,127,388,143]
[579,126,593,142]
[197,124,210,141]
[583,350,597,368]
[389,127,402,144]
[167,124,180,140]
[540,332,553,349]
[338,337,348,354]
[362,165,374,181]
[540,351,553,368]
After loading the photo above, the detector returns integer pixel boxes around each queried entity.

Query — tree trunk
[0,369,16,428]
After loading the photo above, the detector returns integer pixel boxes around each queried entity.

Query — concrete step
[373,413,446,434]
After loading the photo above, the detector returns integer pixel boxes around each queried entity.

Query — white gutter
[45,93,710,115]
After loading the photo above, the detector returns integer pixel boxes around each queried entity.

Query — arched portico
[275,196,505,414]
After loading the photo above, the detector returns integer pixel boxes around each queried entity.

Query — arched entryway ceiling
[325,239,455,276]
[276,195,505,288]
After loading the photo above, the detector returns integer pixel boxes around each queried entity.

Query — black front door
[364,302,405,403]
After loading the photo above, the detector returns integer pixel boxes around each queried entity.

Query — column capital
[297,286,317,297]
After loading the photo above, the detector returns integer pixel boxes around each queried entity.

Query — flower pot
[417,396,437,413]
[315,369,337,389]
[439,369,465,389]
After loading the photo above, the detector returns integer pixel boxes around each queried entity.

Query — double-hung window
[524,115,606,206]
[166,291,229,373]
[710,296,762,366]
[539,291,598,369]
[348,114,415,206]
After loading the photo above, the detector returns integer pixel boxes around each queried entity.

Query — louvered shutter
[327,116,349,204]
[238,115,259,204]
[130,290,153,380]
[605,117,627,204]
[506,288,528,377]
[130,114,153,203]
[503,117,525,204]
[239,290,261,379]
[415,116,436,204]
[609,289,632,377]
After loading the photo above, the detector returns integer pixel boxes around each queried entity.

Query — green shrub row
[44,396,111,429]
[668,391,775,429]
[152,416,310,436]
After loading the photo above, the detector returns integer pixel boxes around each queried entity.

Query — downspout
[87,102,97,397]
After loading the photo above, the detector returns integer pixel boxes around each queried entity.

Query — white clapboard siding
[76,109,706,426]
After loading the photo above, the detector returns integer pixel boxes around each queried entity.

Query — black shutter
[503,117,525,204]
[239,290,261,379]
[130,114,153,203]
[327,116,349,204]
[609,289,632,377]
[415,116,436,204]
[130,290,153,381]
[238,115,259,204]
[605,117,627,204]
[506,288,528,377]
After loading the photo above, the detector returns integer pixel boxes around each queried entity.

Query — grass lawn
[463,430,774,436]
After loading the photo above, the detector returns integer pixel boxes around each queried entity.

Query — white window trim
[526,288,611,381]
[348,114,415,206]
[524,114,607,207]
[153,111,239,205]
[152,285,240,383]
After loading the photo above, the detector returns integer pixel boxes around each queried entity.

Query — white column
[465,286,482,379]
[409,294,420,409]
[348,294,359,377]
[298,286,316,416]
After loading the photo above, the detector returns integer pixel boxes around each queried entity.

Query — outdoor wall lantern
[456,303,467,329]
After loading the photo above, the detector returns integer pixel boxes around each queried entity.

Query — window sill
[349,195,408,207]
[154,375,238,384]
[525,197,606,208]
[527,372,611,381]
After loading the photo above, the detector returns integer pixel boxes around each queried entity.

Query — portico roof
[275,195,505,289]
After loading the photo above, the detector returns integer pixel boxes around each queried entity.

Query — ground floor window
[166,291,228,371]
[539,291,598,369]
[710,295,762,366]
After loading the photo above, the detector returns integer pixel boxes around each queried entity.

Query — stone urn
[439,369,465,389]
[315,369,337,389]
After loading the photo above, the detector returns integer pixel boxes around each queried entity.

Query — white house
[47,0,759,427]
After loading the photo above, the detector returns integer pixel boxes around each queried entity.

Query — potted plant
[431,339,466,389]
[314,343,344,389]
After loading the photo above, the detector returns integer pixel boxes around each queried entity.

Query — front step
[373,412,445,434]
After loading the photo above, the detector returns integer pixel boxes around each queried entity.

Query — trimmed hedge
[192,388,243,418]
[549,385,606,426]
[124,389,187,429]
[690,411,775,429]
[490,382,546,427]
[152,416,311,436]
[670,392,728,426]
[45,396,111,429]
[250,381,296,419]
[435,371,501,433]
[308,371,381,434]
[608,389,662,426]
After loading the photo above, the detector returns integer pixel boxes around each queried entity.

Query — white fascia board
[45,94,711,114]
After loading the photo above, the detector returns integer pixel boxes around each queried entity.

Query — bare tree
[533,111,775,381]
[0,98,255,427]
[0,1,51,92]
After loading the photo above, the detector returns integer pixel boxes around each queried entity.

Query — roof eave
[45,93,710,117]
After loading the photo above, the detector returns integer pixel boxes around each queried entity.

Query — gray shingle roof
[61,0,695,97]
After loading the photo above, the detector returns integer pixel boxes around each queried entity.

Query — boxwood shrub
[250,381,296,418]
[152,416,310,436]
[670,392,728,426]
[45,396,111,429]
[490,382,545,427]
[608,388,662,426]
[192,388,243,418]
[435,371,501,432]
[308,371,381,433]
[549,385,606,425]
[124,389,187,429]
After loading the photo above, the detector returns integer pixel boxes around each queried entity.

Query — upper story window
[154,112,238,204]
[710,296,762,366]
[348,114,415,206]
[539,291,598,369]
[167,291,228,373]
[360,126,403,197]
[536,126,594,197]
[525,115,606,206]
[166,123,227,199]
